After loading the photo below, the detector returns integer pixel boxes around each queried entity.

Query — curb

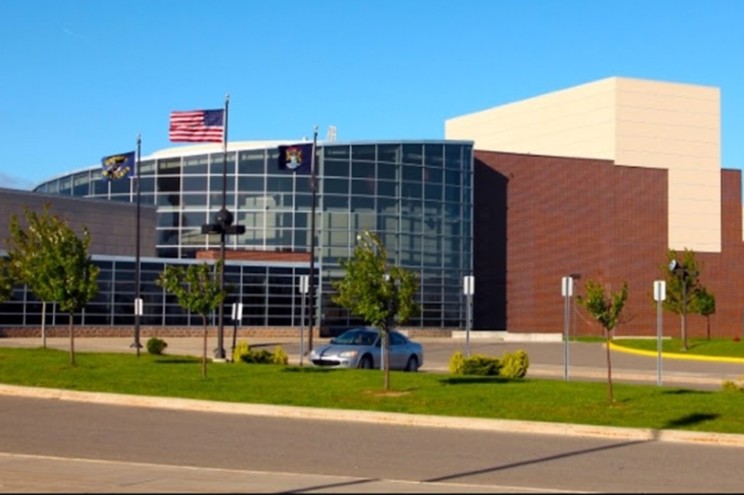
[609,341,744,364]
[3,383,744,447]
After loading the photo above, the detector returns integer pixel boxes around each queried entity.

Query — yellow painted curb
[609,342,744,364]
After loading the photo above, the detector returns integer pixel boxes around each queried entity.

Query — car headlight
[339,350,358,358]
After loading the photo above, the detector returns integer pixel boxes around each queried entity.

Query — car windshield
[333,329,378,346]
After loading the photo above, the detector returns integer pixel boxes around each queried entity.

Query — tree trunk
[41,301,47,349]
[605,332,614,403]
[201,315,208,379]
[69,312,76,366]
[383,330,390,391]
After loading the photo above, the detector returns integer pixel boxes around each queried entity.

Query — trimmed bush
[233,340,288,365]
[449,351,500,376]
[146,337,167,355]
[272,345,289,365]
[500,349,530,379]
[449,349,530,378]
[449,350,466,374]
[233,341,250,363]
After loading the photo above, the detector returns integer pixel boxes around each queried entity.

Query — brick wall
[474,150,744,338]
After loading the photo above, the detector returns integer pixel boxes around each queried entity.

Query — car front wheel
[404,355,419,372]
[358,355,373,369]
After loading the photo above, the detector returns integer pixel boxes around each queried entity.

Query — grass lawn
[1,346,744,435]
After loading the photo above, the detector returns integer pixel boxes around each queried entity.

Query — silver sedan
[309,327,423,371]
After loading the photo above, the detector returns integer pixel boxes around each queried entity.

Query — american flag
[169,109,225,143]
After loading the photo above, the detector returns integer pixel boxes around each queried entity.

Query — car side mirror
[329,338,336,344]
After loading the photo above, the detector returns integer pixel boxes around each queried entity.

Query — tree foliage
[6,205,99,364]
[156,261,226,378]
[332,230,419,390]
[0,258,14,303]
[7,205,62,348]
[662,249,709,350]
[578,279,628,403]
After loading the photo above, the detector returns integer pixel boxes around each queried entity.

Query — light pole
[669,259,689,351]
[569,273,581,339]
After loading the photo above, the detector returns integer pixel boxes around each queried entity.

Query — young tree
[6,205,66,348]
[663,249,703,351]
[692,287,716,341]
[577,280,628,403]
[7,206,99,365]
[332,230,419,391]
[156,261,226,378]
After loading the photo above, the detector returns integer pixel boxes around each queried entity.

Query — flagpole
[133,134,142,357]
[308,126,319,353]
[216,94,230,360]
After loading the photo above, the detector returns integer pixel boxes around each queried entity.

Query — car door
[388,332,408,369]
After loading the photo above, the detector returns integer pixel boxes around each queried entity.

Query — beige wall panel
[615,77,720,99]
[615,105,719,128]
[445,78,617,158]
[616,136,718,159]
[446,76,724,252]
[617,122,719,142]
[616,90,719,114]
[615,150,719,170]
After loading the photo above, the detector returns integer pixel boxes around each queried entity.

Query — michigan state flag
[277,143,312,174]
[101,151,135,180]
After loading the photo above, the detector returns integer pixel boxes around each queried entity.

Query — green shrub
[722,374,744,392]
[233,341,288,365]
[450,351,501,376]
[461,354,501,376]
[449,350,465,374]
[233,341,250,363]
[500,349,530,379]
[272,345,289,365]
[449,349,530,378]
[241,349,272,364]
[146,337,167,355]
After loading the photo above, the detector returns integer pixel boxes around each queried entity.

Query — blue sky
[1,0,743,190]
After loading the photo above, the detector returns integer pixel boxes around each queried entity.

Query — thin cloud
[62,26,84,39]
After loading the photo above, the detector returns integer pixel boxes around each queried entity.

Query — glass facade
[30,140,473,331]
[0,256,309,328]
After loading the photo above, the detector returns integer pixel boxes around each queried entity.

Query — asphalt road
[0,394,743,493]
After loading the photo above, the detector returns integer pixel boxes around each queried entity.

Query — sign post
[299,275,309,366]
[561,276,573,381]
[230,302,243,362]
[463,275,475,356]
[653,280,666,386]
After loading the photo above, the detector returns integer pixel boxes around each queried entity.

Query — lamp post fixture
[669,259,690,351]
[201,207,244,360]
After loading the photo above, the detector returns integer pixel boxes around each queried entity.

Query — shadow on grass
[664,412,719,429]
[282,366,334,373]
[439,376,514,385]
[662,389,712,396]
[154,358,200,365]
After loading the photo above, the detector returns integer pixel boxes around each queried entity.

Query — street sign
[463,275,475,295]
[561,276,573,297]
[231,302,243,321]
[299,275,309,294]
[654,280,666,302]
